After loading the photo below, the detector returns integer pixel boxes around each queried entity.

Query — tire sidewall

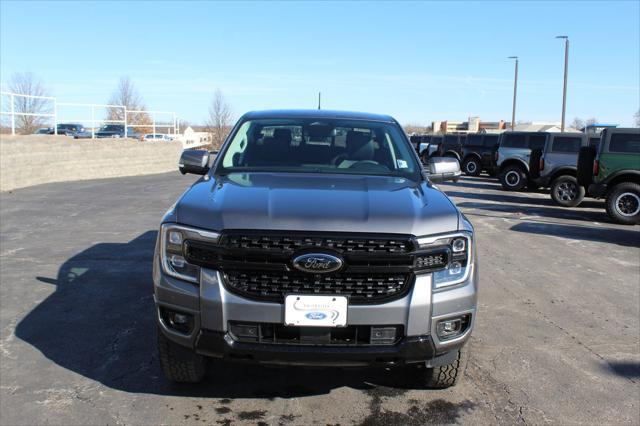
[606,183,640,225]
[500,166,526,191]
[463,158,481,176]
[551,175,585,207]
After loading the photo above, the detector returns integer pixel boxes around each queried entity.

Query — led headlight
[160,224,220,283]
[416,231,473,290]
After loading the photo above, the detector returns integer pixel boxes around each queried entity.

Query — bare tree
[403,123,432,135]
[106,76,151,133]
[7,72,52,134]
[635,110,640,127]
[570,117,584,131]
[206,89,232,148]
[585,117,598,127]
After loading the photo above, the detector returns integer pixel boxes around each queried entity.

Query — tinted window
[467,134,482,146]
[483,135,499,147]
[528,135,547,150]
[589,137,600,148]
[445,135,458,145]
[609,133,640,153]
[552,136,582,153]
[501,134,526,148]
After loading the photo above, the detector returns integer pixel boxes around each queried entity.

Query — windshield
[217,118,421,180]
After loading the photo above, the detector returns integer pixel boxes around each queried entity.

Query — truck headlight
[160,224,220,283]
[416,231,474,290]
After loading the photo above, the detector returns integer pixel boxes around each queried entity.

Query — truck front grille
[184,231,428,304]
[224,270,410,304]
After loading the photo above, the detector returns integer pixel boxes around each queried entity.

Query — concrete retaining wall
[0,136,184,191]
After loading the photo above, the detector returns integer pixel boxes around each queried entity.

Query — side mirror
[179,149,210,175]
[425,157,461,183]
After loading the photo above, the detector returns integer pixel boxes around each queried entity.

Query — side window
[445,135,458,145]
[589,137,600,148]
[528,135,547,150]
[608,133,640,153]
[501,134,526,148]
[467,134,482,146]
[222,121,251,167]
[551,136,582,153]
[483,135,499,147]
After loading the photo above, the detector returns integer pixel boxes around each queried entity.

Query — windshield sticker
[397,159,408,169]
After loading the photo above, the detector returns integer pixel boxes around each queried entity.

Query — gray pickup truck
[153,110,477,388]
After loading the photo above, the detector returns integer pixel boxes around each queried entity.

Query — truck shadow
[510,222,640,248]
[14,231,426,398]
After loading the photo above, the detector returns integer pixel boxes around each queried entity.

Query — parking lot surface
[1,173,638,425]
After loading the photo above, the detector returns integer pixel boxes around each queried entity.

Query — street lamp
[556,35,569,132]
[508,56,518,131]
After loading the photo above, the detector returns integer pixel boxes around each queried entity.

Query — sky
[1,0,639,126]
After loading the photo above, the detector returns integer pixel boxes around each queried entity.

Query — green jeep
[577,128,640,225]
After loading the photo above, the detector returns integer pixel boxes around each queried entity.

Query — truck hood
[173,172,459,236]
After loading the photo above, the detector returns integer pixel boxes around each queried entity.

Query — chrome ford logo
[305,312,327,320]
[293,253,343,274]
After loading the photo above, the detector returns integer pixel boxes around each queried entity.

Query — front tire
[412,347,468,389]
[157,328,206,383]
[551,175,585,207]
[462,157,481,177]
[605,183,640,225]
[500,165,527,191]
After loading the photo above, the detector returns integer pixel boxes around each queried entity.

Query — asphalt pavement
[0,172,638,425]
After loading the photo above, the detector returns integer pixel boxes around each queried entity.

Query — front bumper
[193,331,449,367]
[153,254,478,367]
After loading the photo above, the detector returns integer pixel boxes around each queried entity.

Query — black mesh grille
[224,270,410,304]
[183,231,441,305]
[224,234,412,254]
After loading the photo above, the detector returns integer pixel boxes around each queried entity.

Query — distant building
[512,122,580,133]
[431,117,507,134]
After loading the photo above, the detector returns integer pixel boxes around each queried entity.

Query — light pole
[556,35,569,132]
[508,56,518,131]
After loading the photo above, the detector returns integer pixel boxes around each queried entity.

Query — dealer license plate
[284,295,348,327]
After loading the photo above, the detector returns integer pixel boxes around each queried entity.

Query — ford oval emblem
[305,312,327,320]
[293,253,343,274]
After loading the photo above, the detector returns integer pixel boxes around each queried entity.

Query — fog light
[436,314,471,340]
[452,238,466,252]
[160,307,194,334]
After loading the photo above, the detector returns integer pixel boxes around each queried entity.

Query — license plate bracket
[284,295,348,327]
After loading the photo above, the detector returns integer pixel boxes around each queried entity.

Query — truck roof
[241,109,396,123]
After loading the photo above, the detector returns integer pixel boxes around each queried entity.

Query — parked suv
[461,133,500,176]
[528,133,589,207]
[154,110,477,388]
[577,128,640,225]
[410,135,442,164]
[438,134,464,161]
[50,123,85,136]
[93,124,141,139]
[496,132,549,191]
